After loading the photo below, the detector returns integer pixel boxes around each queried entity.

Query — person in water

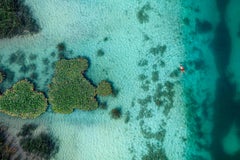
[180,64,185,72]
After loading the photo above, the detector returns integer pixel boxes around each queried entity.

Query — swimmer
[180,64,185,72]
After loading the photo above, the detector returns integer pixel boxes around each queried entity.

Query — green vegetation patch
[0,0,40,38]
[49,58,100,113]
[0,80,47,118]
[0,71,3,83]
[96,80,112,96]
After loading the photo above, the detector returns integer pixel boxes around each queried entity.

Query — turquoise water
[0,0,240,160]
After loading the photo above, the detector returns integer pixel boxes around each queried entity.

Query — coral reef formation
[96,80,113,96]
[110,107,122,119]
[0,80,47,118]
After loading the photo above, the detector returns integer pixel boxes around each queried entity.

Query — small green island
[49,58,112,114]
[0,80,47,119]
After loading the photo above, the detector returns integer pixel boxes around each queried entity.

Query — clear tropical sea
[0,0,240,160]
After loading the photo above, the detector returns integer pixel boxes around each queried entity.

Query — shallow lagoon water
[0,0,240,160]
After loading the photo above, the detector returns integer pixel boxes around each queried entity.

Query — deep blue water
[210,0,240,159]
[188,0,240,159]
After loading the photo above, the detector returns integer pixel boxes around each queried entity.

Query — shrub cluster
[49,58,113,114]
[0,71,3,83]
[96,80,112,96]
[48,58,97,113]
[0,80,47,118]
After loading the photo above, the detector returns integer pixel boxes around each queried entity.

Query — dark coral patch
[195,18,212,33]
[8,50,26,65]
[137,3,151,24]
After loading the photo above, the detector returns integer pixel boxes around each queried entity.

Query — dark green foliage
[150,45,167,56]
[48,58,98,113]
[0,80,47,118]
[0,0,41,38]
[195,18,212,33]
[97,49,105,57]
[151,71,159,82]
[56,42,66,52]
[110,107,122,119]
[0,71,3,83]
[97,80,112,96]
[18,124,59,160]
[17,123,38,137]
[137,3,151,24]
[8,50,26,65]
[138,59,148,66]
